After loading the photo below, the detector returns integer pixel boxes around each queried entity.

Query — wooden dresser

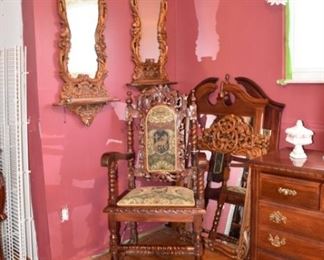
[250,148,324,259]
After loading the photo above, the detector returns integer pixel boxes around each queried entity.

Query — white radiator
[0,46,38,259]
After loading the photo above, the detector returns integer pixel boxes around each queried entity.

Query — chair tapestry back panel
[129,85,190,181]
[146,105,177,172]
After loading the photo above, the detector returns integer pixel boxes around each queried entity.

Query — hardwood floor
[94,227,231,260]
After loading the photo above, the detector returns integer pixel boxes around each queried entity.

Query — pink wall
[173,0,324,150]
[22,0,154,259]
[22,0,324,259]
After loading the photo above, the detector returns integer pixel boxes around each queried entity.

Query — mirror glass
[138,0,160,62]
[66,0,98,78]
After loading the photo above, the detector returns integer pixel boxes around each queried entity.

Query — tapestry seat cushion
[117,186,195,207]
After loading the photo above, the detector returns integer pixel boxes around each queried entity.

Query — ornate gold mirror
[57,0,115,126]
[130,0,169,87]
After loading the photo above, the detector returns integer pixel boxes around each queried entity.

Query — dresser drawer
[259,173,320,210]
[257,227,324,260]
[255,249,285,260]
[258,201,324,241]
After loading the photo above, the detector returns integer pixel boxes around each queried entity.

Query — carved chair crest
[127,85,196,182]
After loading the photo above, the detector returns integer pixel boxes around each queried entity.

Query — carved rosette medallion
[198,114,270,158]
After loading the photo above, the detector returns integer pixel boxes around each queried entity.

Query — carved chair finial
[225,73,230,83]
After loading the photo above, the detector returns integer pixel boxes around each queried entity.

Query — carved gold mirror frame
[57,0,115,126]
[130,0,169,87]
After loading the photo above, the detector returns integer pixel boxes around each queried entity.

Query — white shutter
[0,47,38,260]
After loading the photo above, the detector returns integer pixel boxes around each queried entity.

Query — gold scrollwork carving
[198,114,270,158]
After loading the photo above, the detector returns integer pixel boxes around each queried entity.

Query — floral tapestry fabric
[145,105,177,172]
[117,186,195,207]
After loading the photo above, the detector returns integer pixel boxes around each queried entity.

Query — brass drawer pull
[268,233,286,248]
[269,211,287,224]
[278,187,297,196]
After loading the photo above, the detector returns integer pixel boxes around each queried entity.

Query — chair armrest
[101,151,135,167]
[101,152,135,206]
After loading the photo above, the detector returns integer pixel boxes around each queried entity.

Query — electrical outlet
[61,206,69,222]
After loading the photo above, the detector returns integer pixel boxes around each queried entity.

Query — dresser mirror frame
[130,0,169,86]
[57,0,110,126]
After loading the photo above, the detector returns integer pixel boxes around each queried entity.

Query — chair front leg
[193,215,203,260]
[109,215,120,260]
[209,165,230,240]
[209,185,227,240]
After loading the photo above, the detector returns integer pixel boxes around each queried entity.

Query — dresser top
[251,148,324,181]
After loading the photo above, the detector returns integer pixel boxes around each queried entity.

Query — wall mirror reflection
[66,0,98,78]
[130,0,169,88]
[57,0,115,126]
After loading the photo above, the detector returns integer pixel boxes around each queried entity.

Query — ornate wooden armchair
[101,85,205,259]
[194,76,271,258]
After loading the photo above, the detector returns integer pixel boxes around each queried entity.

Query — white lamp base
[290,144,307,159]
[290,157,307,167]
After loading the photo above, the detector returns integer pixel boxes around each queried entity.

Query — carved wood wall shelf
[127,80,177,91]
[53,96,120,126]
